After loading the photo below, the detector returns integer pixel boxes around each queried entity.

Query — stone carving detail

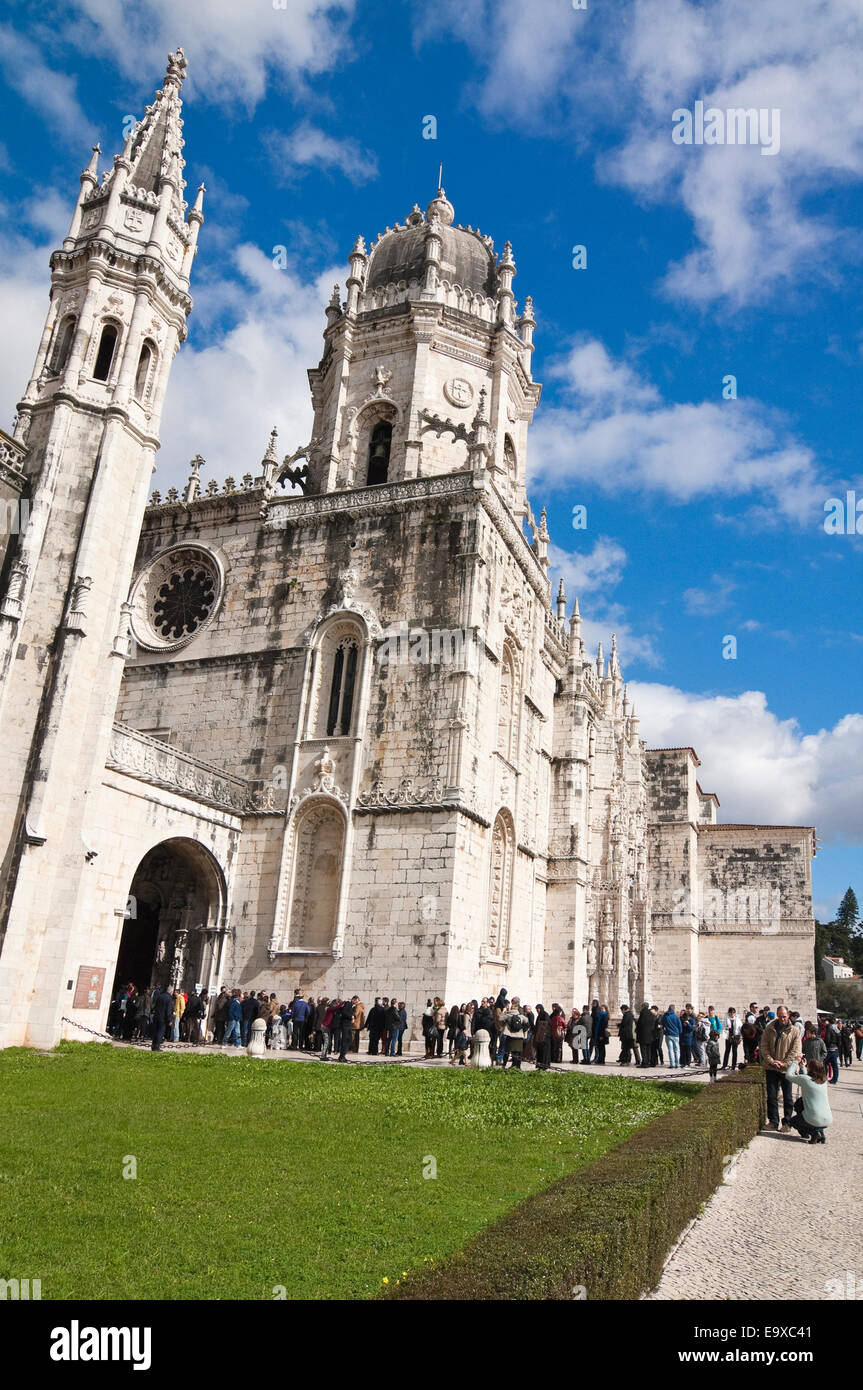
[443,376,474,408]
[359,775,445,808]
[106,722,271,816]
[289,746,350,810]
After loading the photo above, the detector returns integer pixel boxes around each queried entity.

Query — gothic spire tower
[0,51,203,1047]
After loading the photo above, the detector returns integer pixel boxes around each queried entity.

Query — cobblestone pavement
[647,1064,863,1300]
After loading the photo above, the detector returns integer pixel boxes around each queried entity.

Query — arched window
[497,641,519,763]
[504,434,517,476]
[326,635,359,736]
[134,341,154,400]
[366,420,392,486]
[49,315,77,375]
[287,804,345,949]
[93,322,119,381]
[488,810,515,958]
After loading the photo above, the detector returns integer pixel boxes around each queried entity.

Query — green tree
[836,887,860,934]
[816,978,863,1015]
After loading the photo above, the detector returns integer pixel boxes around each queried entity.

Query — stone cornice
[50,240,193,317]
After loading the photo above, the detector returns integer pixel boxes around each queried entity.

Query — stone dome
[365,190,498,299]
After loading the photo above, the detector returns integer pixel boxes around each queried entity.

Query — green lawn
[0,1042,693,1299]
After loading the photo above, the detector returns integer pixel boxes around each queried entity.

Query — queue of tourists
[107,980,855,1145]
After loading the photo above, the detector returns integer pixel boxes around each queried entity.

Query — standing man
[212,987,230,1046]
[760,1005,803,1130]
[351,995,365,1052]
[337,998,356,1061]
[742,1003,759,1064]
[824,1017,842,1084]
[661,1004,682,1069]
[366,997,385,1055]
[223,990,242,1047]
[291,992,309,1050]
[240,991,258,1046]
[636,1002,654,1067]
[722,1006,742,1070]
[150,986,173,1052]
[618,1003,638,1065]
[385,999,402,1056]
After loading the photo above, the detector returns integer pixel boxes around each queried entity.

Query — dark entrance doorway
[114,899,159,993]
[110,838,225,1005]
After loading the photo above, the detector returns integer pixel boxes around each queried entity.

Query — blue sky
[0,0,860,920]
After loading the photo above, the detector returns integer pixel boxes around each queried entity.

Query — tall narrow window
[50,316,76,375]
[134,342,153,400]
[93,323,119,381]
[326,637,358,736]
[366,420,392,486]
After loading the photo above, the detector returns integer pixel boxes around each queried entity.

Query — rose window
[129,545,224,653]
[153,565,216,640]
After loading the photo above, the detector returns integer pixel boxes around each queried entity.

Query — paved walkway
[647,1064,863,1300]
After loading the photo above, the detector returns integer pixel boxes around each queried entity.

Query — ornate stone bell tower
[0,51,203,1047]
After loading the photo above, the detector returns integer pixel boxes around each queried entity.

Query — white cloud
[630,681,863,845]
[156,244,339,493]
[682,574,737,615]
[62,0,357,108]
[547,538,662,668]
[529,336,822,520]
[268,123,378,185]
[548,536,627,593]
[418,0,863,306]
[0,194,75,429]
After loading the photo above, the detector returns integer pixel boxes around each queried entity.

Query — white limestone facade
[0,57,817,1049]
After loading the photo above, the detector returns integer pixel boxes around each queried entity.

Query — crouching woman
[785,1058,832,1144]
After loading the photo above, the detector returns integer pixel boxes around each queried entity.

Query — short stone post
[469,1027,491,1069]
[247,1017,267,1057]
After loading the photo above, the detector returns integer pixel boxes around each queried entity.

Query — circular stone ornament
[443,376,474,409]
[129,544,224,652]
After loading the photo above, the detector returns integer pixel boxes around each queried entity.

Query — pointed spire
[325,284,342,328]
[556,576,566,621]
[126,50,187,219]
[596,641,604,679]
[83,144,101,183]
[261,426,279,490]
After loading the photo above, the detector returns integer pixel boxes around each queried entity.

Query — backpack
[507,1013,525,1035]
[697,1021,710,1043]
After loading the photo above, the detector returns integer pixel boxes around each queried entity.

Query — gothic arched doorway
[112,838,226,999]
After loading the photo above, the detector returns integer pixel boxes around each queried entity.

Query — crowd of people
[109,982,858,1142]
[109,981,861,1084]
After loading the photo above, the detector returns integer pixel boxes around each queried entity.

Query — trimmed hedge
[386,1067,766,1300]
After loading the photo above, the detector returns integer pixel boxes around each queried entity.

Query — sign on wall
[72,966,106,1010]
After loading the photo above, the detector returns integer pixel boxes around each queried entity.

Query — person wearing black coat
[474,1002,495,1037]
[337,998,356,1061]
[240,992,258,1046]
[652,1007,665,1066]
[618,1005,638,1065]
[150,988,173,1051]
[635,1003,654,1067]
[366,998,386,1055]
